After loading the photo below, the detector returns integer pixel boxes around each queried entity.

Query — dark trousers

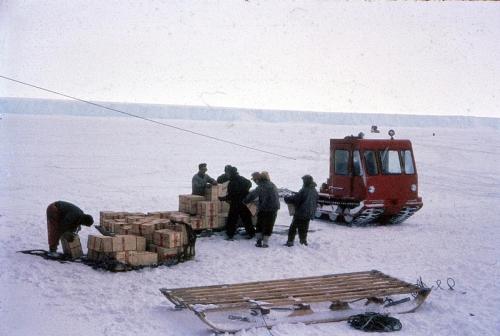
[256,210,278,236]
[287,217,310,243]
[226,202,255,237]
[46,203,61,252]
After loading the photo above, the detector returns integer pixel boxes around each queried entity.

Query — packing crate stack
[94,211,191,266]
[178,181,229,231]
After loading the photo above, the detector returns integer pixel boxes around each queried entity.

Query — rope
[347,312,402,332]
[416,276,456,291]
[0,74,296,160]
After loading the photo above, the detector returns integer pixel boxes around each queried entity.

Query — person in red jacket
[46,201,94,255]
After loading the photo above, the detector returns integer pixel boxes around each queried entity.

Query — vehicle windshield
[380,148,402,174]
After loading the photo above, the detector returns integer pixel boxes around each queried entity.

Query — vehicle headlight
[411,184,417,192]
[368,186,375,193]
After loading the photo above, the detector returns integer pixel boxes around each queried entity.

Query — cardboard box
[169,212,190,224]
[108,221,130,233]
[100,211,118,224]
[201,215,218,229]
[197,201,219,217]
[126,216,149,224]
[131,222,156,236]
[205,182,229,201]
[150,219,170,230]
[179,194,205,215]
[111,251,157,266]
[153,229,182,248]
[189,217,203,230]
[148,244,181,262]
[116,225,134,235]
[164,223,188,245]
[246,201,258,216]
[61,233,83,259]
[87,235,145,252]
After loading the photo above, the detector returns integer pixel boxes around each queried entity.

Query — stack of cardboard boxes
[91,211,189,265]
[84,182,231,267]
[181,181,230,230]
[86,234,158,266]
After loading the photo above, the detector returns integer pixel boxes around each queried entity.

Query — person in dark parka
[284,175,319,246]
[219,166,255,239]
[46,201,93,254]
[244,171,280,248]
[216,165,233,183]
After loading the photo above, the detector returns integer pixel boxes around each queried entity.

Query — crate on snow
[179,195,205,215]
[61,233,83,259]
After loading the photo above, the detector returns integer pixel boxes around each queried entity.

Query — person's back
[294,184,319,220]
[54,201,85,232]
[227,173,251,203]
[254,180,280,212]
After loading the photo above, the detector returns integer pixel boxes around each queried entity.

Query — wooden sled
[160,270,431,333]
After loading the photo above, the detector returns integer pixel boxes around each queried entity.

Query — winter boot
[300,240,308,246]
[262,235,270,248]
[255,233,263,247]
[284,241,294,247]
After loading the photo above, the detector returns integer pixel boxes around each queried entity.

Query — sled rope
[347,312,402,332]
[416,276,455,293]
[0,74,295,160]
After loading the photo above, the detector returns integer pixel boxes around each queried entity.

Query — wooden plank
[169,274,416,301]
[170,272,398,297]
[174,277,409,298]
[174,280,412,303]
[176,283,417,306]
[168,270,377,292]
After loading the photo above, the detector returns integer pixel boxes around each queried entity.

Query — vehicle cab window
[403,150,415,174]
[363,150,378,175]
[334,149,349,175]
[380,149,402,174]
[353,150,363,176]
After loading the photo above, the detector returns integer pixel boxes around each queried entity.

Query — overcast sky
[1,1,499,117]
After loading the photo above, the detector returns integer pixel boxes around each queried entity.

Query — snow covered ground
[1,113,499,336]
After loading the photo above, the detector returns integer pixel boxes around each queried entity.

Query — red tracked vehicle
[317,130,423,225]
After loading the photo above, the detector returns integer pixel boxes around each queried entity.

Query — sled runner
[160,270,430,333]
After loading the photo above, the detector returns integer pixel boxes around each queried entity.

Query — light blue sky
[1,1,499,117]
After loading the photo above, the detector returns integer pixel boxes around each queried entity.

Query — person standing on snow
[46,201,94,255]
[192,163,217,196]
[244,171,280,248]
[219,166,255,240]
[284,175,319,246]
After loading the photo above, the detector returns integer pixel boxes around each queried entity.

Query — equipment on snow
[316,131,423,225]
[159,270,430,333]
[347,312,402,332]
